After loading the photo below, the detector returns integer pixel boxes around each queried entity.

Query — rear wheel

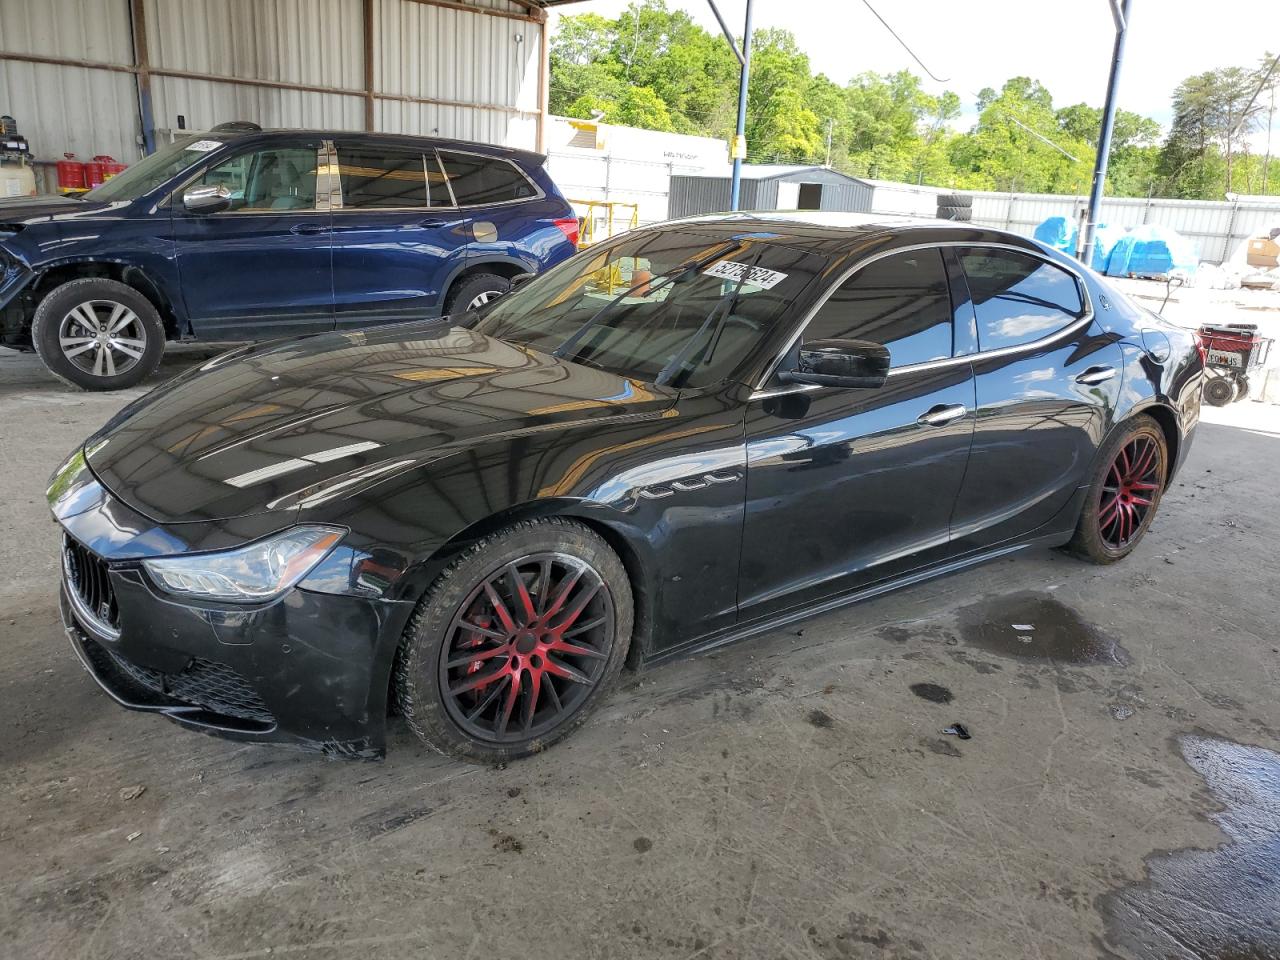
[1067,416,1167,564]
[1203,376,1234,406]
[31,278,164,391]
[395,518,632,763]
[443,272,510,316]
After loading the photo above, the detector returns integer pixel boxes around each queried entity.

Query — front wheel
[31,278,165,391]
[394,518,633,763]
[1066,416,1168,564]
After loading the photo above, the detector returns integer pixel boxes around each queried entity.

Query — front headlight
[142,525,344,602]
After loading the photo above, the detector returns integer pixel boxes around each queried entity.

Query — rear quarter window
[439,151,537,206]
[959,248,1085,351]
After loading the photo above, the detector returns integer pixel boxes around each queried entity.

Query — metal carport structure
[0,0,584,189]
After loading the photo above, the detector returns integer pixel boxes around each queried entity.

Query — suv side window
[336,143,452,208]
[439,150,537,206]
[958,248,1085,351]
[804,248,953,368]
[195,146,319,211]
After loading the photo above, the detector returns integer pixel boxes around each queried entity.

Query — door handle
[417,218,447,228]
[290,223,328,236]
[917,403,968,427]
[1075,365,1117,385]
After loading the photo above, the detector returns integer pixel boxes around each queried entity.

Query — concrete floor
[2,345,1279,960]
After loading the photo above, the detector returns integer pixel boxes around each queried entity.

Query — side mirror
[183,184,232,215]
[778,339,890,389]
[510,272,536,290]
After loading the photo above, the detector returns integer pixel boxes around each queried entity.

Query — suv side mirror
[779,339,890,389]
[183,184,232,215]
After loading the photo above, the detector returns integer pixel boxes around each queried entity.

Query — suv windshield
[471,230,824,388]
[85,136,214,202]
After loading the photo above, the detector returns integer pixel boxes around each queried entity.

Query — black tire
[1203,377,1234,407]
[937,193,972,209]
[1234,376,1250,401]
[394,517,633,763]
[1066,415,1167,564]
[936,204,972,221]
[31,278,164,391]
[443,272,510,316]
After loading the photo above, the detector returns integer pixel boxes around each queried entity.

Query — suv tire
[32,278,165,391]
[443,272,511,316]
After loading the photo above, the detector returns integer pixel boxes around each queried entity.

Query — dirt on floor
[1,344,1279,960]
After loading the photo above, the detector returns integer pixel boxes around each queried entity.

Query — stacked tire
[936,193,972,222]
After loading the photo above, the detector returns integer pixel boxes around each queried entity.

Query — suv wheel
[443,272,511,316]
[31,278,165,391]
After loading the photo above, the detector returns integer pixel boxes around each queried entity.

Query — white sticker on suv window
[184,139,223,152]
[703,259,788,289]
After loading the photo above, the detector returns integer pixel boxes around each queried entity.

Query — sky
[550,0,1280,141]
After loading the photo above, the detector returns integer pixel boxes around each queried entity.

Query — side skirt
[643,523,1077,668]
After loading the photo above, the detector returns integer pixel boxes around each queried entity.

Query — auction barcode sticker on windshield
[703,260,788,289]
[184,139,223,152]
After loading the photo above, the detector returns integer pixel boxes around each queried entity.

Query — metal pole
[1081,0,1130,266]
[730,0,753,210]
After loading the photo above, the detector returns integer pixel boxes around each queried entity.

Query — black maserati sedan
[49,213,1202,761]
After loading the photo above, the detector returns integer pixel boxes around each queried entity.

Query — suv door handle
[290,223,328,236]
[917,403,968,427]
[1075,365,1117,385]
[417,218,448,228]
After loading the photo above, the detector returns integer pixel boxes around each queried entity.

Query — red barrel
[83,157,105,188]
[56,153,86,193]
[95,155,127,180]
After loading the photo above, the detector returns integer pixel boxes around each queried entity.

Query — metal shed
[0,0,583,188]
[668,164,873,219]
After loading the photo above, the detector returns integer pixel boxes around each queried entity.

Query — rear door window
[335,142,452,209]
[804,248,953,368]
[958,248,1085,351]
[438,150,537,206]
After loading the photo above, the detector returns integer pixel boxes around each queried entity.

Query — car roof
[654,210,1047,257]
[197,127,547,166]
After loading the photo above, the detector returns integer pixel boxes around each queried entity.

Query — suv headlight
[143,525,344,602]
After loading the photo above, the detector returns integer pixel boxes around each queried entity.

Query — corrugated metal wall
[0,0,544,177]
[0,0,140,162]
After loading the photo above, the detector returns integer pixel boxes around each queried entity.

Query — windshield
[85,136,218,202]
[471,230,825,388]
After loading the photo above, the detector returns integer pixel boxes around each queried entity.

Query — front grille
[63,535,119,636]
[106,649,274,724]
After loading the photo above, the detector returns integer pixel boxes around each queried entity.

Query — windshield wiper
[653,247,764,388]
[551,241,741,361]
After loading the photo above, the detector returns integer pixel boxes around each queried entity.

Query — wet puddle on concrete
[956,592,1130,666]
[1100,736,1280,959]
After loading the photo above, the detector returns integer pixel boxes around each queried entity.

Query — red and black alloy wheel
[395,518,632,762]
[439,553,615,742]
[1097,435,1162,550]
[1067,415,1167,564]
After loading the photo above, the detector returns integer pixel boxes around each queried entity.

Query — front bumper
[59,570,413,758]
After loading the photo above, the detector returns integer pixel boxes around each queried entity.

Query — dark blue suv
[0,124,579,389]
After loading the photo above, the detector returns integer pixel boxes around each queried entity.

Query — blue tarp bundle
[1104,224,1198,278]
[1033,216,1126,272]
[1033,216,1075,253]
[1089,223,1126,273]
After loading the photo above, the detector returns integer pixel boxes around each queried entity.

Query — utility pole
[1081,0,1130,267]
[708,0,754,210]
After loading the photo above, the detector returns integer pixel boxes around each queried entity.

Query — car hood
[0,195,114,227]
[84,321,676,524]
